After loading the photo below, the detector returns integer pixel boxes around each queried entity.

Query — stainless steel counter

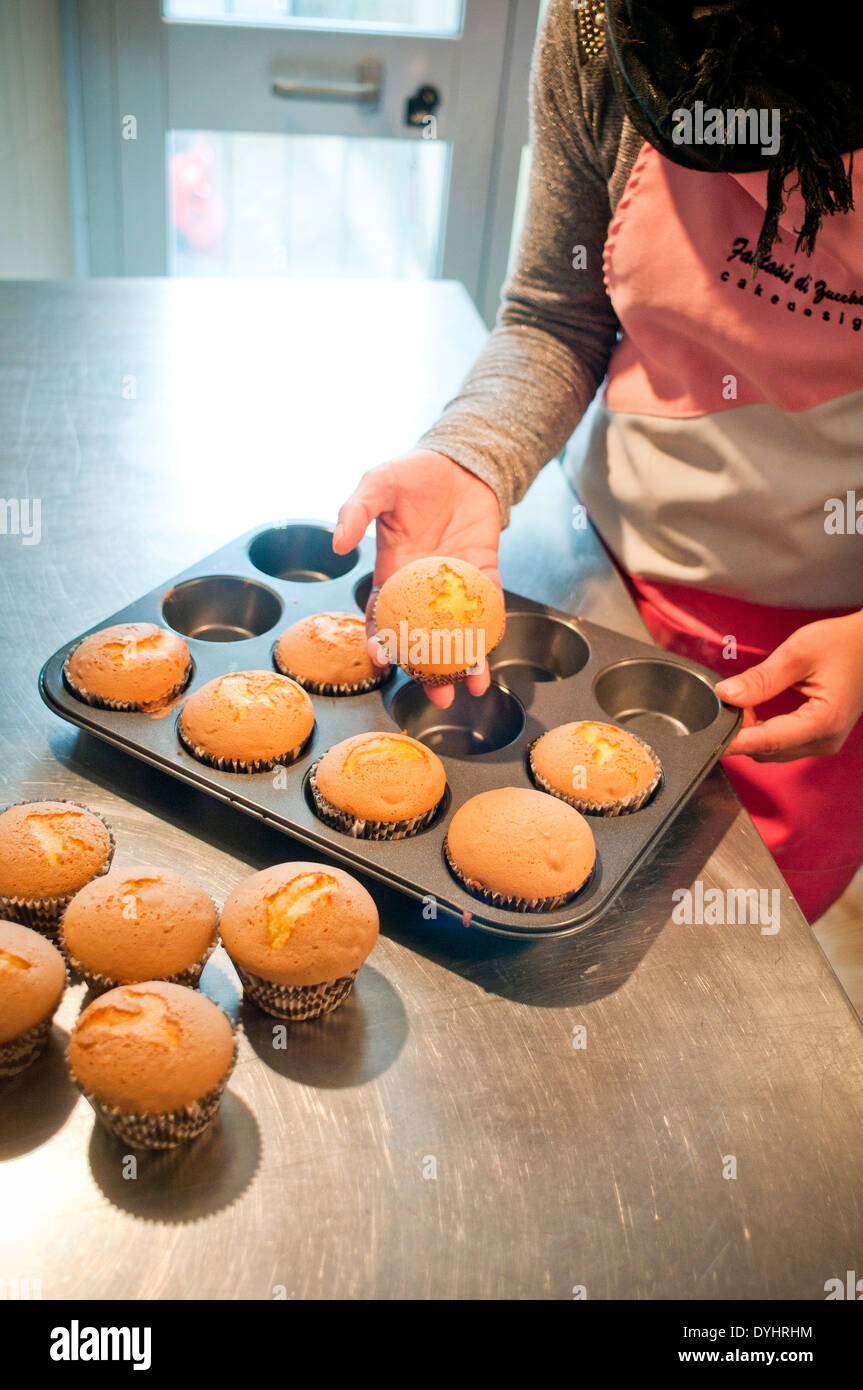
[1,279,861,1301]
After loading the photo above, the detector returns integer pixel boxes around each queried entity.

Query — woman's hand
[716,610,863,761]
[333,450,503,709]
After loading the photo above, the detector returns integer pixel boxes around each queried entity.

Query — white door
[72,0,537,310]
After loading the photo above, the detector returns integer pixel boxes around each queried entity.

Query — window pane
[163,1,464,37]
[167,130,450,278]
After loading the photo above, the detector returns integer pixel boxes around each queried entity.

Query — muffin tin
[39,521,742,939]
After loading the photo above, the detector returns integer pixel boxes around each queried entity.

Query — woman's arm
[417,0,621,525]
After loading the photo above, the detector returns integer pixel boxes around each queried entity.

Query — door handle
[272,58,382,107]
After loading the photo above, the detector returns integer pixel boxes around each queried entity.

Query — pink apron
[598,143,863,921]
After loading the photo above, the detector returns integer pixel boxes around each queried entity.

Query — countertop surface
[1,278,861,1301]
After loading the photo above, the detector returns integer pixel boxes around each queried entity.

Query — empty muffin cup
[248,524,358,582]
[593,658,721,738]
[388,679,525,756]
[162,576,283,643]
[489,612,590,693]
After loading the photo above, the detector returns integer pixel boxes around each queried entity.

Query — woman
[334,0,863,923]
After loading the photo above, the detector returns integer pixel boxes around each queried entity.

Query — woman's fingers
[715,639,810,708]
[424,682,455,709]
[723,702,843,760]
[464,660,491,697]
[364,586,391,672]
[333,465,396,554]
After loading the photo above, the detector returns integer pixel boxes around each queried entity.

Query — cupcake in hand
[374,557,504,684]
[61,867,219,993]
[220,862,379,1021]
[0,800,115,934]
[68,981,237,1149]
[0,921,66,1077]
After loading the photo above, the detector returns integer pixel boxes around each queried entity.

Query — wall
[0,0,72,276]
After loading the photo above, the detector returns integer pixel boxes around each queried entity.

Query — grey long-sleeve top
[418,0,643,528]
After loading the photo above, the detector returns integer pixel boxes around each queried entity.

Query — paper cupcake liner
[177,717,314,775]
[443,837,584,913]
[0,801,115,934]
[61,927,219,997]
[62,653,193,712]
[527,735,663,817]
[71,1030,239,1150]
[0,1016,54,1078]
[400,665,471,685]
[308,762,442,840]
[272,644,388,696]
[235,964,358,1021]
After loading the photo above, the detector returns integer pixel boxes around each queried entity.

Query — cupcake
[444,787,596,911]
[273,612,387,695]
[61,867,219,994]
[529,720,662,815]
[64,622,191,711]
[374,556,505,684]
[68,980,237,1149]
[309,731,446,839]
[178,670,315,773]
[0,800,115,934]
[0,921,66,1077]
[221,862,378,1020]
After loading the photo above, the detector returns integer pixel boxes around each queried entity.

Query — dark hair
[604,1,862,270]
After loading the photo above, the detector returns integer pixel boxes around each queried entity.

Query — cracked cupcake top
[530,720,660,808]
[314,732,446,824]
[220,861,379,987]
[0,920,66,1044]
[179,670,314,764]
[274,611,379,689]
[66,622,191,708]
[69,980,234,1113]
[0,801,113,901]
[62,866,218,983]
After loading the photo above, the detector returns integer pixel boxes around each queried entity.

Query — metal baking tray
[38,520,742,939]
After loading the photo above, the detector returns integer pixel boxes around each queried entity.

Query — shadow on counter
[241,964,408,1088]
[0,1027,77,1159]
[87,1089,262,1224]
[50,729,738,1011]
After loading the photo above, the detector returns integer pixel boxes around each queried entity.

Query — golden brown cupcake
[0,800,115,934]
[0,921,66,1076]
[309,731,447,839]
[178,670,315,772]
[444,787,596,911]
[529,720,662,815]
[374,556,505,683]
[68,980,237,1149]
[221,861,379,1020]
[61,867,219,993]
[64,622,191,711]
[273,611,386,695]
